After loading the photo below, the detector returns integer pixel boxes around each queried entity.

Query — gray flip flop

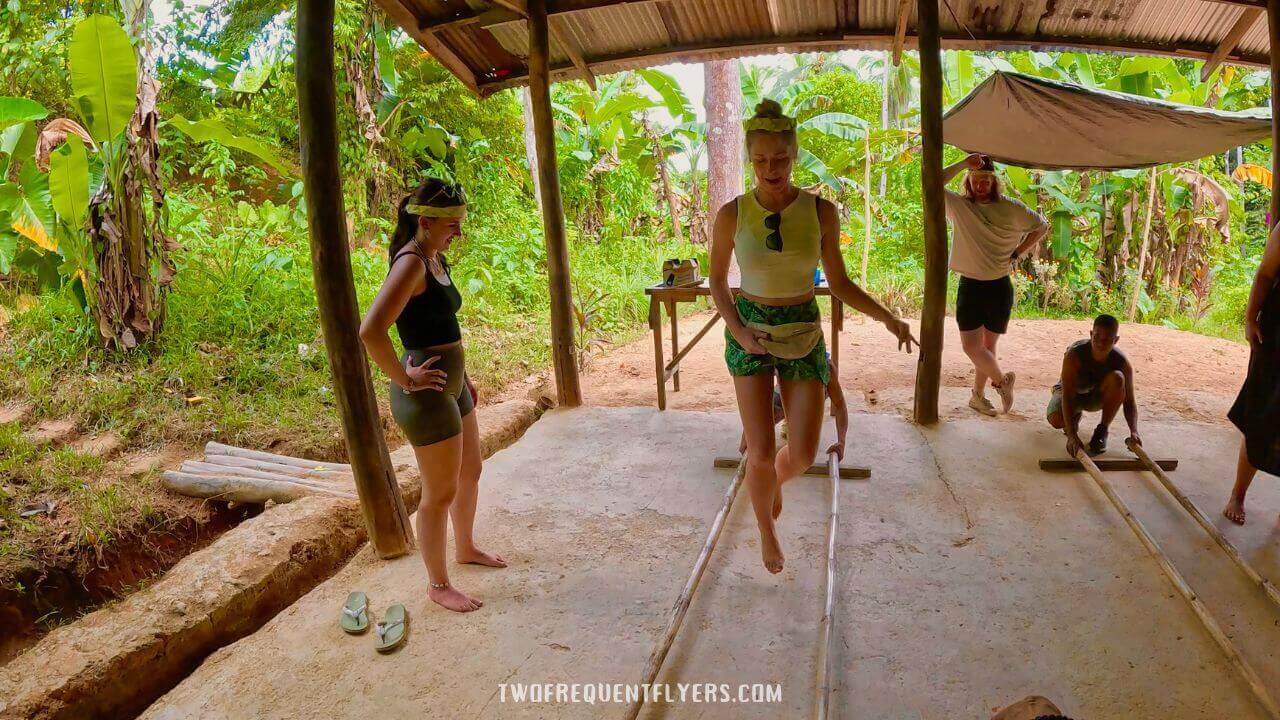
[374,604,408,653]
[340,591,369,634]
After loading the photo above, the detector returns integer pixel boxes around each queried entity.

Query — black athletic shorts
[956,275,1014,334]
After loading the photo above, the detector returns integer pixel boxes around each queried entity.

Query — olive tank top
[1064,338,1126,392]
[392,249,462,349]
[734,189,822,298]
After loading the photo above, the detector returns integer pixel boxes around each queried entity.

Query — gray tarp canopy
[942,71,1272,171]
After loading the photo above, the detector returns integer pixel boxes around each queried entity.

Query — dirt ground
[580,311,1249,425]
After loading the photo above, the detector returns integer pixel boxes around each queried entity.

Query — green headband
[744,116,796,133]
[406,203,467,219]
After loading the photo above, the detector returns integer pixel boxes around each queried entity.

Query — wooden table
[645,281,843,410]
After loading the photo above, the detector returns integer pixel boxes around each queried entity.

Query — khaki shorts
[1046,384,1104,422]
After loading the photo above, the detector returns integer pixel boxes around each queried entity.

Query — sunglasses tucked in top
[732,189,822,299]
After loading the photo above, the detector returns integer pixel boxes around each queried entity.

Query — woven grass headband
[743,116,796,133]
[406,203,467,218]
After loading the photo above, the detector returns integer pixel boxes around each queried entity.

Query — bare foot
[456,547,508,568]
[760,526,784,574]
[429,585,484,613]
[1223,498,1247,525]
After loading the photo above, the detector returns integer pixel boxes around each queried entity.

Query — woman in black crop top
[359,179,505,614]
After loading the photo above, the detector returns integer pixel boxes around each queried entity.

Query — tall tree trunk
[522,88,542,210]
[878,51,891,197]
[703,60,743,280]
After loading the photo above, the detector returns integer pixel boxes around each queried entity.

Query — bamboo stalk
[199,454,353,482]
[182,461,351,494]
[204,441,352,472]
[162,471,357,503]
[814,451,840,720]
[625,456,746,720]
[1127,167,1159,321]
[1074,450,1280,719]
[861,138,872,287]
[1126,439,1280,613]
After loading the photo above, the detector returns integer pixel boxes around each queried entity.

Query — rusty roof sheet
[373,0,1272,96]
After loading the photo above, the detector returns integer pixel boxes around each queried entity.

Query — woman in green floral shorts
[708,99,917,575]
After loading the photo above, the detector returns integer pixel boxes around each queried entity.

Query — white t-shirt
[944,190,1046,281]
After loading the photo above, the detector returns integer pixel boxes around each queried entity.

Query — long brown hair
[388,178,466,266]
[962,171,1002,203]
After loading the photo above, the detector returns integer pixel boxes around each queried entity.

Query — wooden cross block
[1039,458,1178,472]
[713,456,871,480]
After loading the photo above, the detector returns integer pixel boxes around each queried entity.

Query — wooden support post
[528,0,583,407]
[891,0,911,65]
[1270,0,1280,230]
[814,451,840,720]
[667,299,680,392]
[913,0,946,425]
[625,457,747,720]
[1126,439,1280,612]
[1073,450,1280,719]
[650,296,667,410]
[295,0,412,559]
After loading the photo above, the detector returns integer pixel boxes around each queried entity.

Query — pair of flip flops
[340,591,408,653]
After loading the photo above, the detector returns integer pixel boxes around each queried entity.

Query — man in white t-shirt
[942,153,1049,416]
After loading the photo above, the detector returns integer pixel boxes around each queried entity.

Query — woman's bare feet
[1223,497,1247,525]
[760,526,784,574]
[429,584,484,613]
[456,546,507,568]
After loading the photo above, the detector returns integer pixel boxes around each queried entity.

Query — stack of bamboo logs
[162,442,358,504]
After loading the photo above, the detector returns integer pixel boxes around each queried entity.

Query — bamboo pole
[1269,0,1280,230]
[1074,449,1280,719]
[162,471,358,503]
[204,442,352,472]
[199,454,353,482]
[912,0,946,425]
[528,0,583,407]
[181,461,350,494]
[625,457,746,720]
[861,137,872,287]
[1126,439,1280,613]
[814,451,840,720]
[295,0,412,558]
[1127,167,1159,321]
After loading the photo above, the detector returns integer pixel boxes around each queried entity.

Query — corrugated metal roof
[372,0,1273,96]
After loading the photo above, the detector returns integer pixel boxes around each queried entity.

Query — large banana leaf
[49,137,90,225]
[11,162,55,253]
[797,147,841,191]
[0,97,48,133]
[0,121,36,177]
[636,68,692,122]
[166,115,292,174]
[1049,210,1073,257]
[69,15,138,143]
[799,112,867,142]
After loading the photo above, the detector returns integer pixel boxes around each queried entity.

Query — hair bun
[753,99,785,119]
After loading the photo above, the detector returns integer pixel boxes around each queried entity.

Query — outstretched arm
[1245,223,1280,348]
[818,198,917,352]
[1122,358,1140,444]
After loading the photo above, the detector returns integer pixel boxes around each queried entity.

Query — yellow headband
[406,204,467,219]
[744,116,796,133]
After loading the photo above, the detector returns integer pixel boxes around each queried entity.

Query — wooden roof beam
[765,0,784,35]
[483,0,596,89]
[1200,6,1263,80]
[374,0,480,93]
[891,0,911,65]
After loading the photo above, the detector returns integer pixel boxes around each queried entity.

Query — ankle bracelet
[430,581,449,590]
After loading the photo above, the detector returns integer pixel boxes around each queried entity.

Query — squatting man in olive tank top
[1045,314,1142,458]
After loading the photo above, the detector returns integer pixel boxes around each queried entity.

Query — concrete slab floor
[141,407,1280,720]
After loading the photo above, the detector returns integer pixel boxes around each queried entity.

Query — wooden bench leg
[649,296,666,410]
[667,299,680,392]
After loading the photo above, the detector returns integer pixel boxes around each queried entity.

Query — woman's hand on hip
[1246,316,1264,349]
[403,355,447,392]
[732,326,770,355]
[885,316,918,353]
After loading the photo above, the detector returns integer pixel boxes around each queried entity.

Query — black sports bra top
[392,249,462,349]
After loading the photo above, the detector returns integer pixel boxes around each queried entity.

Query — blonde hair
[744,99,798,155]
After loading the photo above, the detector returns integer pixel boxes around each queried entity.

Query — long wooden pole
[1127,167,1159,321]
[295,0,411,559]
[1074,450,1280,719]
[625,457,746,720]
[1126,439,1280,612]
[1270,0,1280,231]
[527,0,583,407]
[814,451,840,720]
[861,135,872,286]
[913,0,947,425]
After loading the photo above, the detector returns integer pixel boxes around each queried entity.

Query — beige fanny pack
[743,320,823,359]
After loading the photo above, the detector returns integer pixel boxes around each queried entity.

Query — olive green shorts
[724,296,829,385]
[389,345,474,447]
[1046,383,1104,422]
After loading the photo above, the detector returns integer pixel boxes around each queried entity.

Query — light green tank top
[734,189,822,298]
